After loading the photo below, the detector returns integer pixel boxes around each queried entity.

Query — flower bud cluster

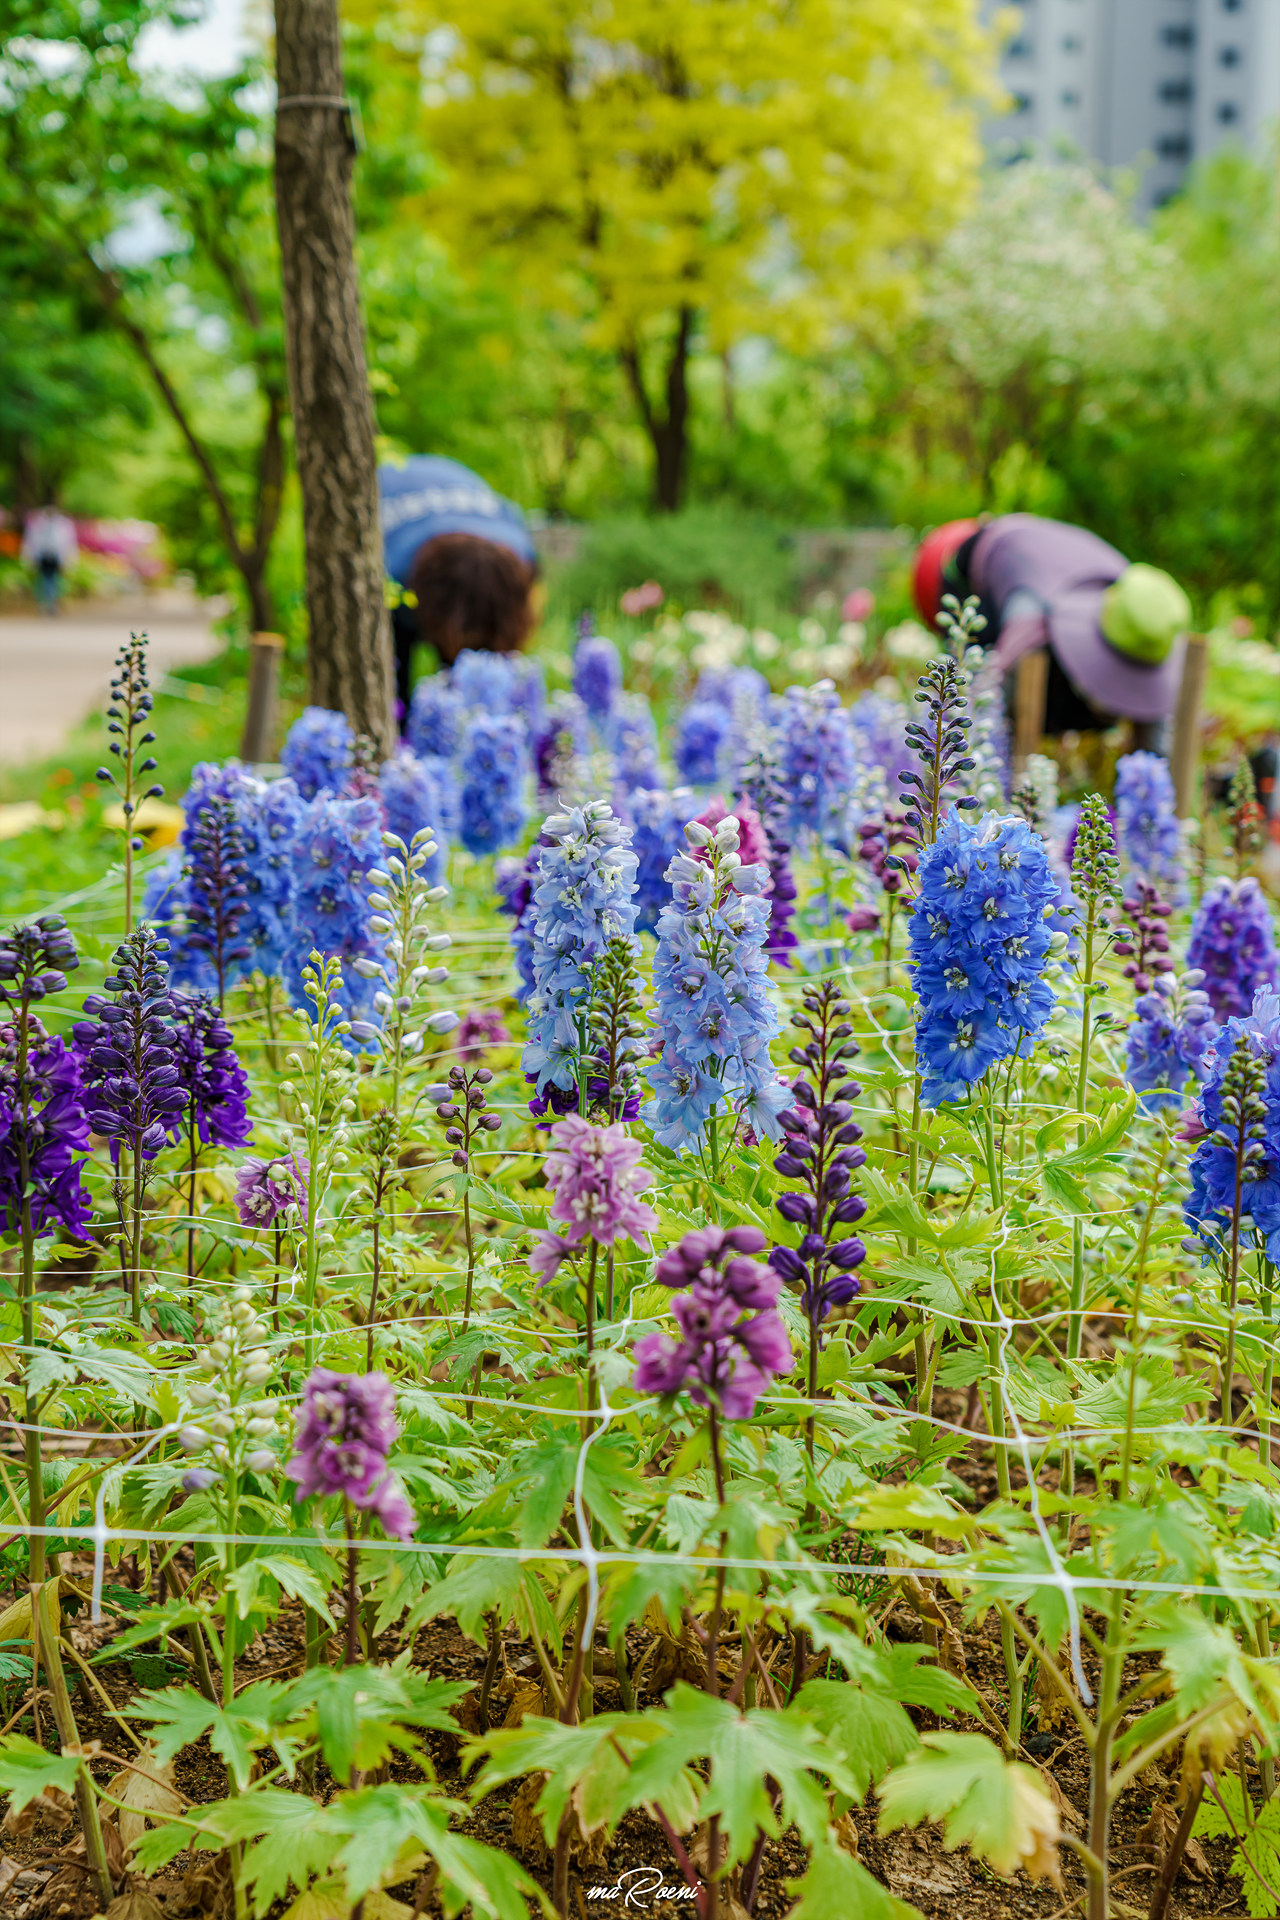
[428,1061,503,1170]
[1114,880,1174,995]
[348,830,457,1066]
[179,1287,279,1489]
[0,915,79,1012]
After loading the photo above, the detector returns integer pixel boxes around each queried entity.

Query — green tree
[358,0,998,511]
[1,4,288,626]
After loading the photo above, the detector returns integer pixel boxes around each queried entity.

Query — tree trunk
[620,305,694,514]
[273,0,395,751]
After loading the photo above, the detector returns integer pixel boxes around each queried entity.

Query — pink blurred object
[620,580,664,617]
[74,517,165,582]
[841,587,874,623]
[846,903,880,933]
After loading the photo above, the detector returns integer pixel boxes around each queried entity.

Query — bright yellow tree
[359,0,1002,508]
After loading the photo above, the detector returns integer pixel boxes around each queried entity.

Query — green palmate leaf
[1040,1163,1092,1214]
[1075,1357,1204,1432]
[410,1555,523,1646]
[511,1437,578,1548]
[130,1680,292,1790]
[90,1598,207,1662]
[786,1838,924,1920]
[1193,1774,1280,1918]
[323,1784,546,1916]
[281,1663,467,1785]
[872,1257,970,1321]
[795,1678,920,1798]
[852,1482,972,1539]
[0,1735,82,1813]
[226,1552,336,1626]
[467,1713,695,1848]
[878,1733,1062,1880]
[1131,1603,1269,1723]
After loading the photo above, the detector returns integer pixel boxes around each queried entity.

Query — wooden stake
[240,631,285,764]
[1171,633,1208,819]
[1013,649,1049,776]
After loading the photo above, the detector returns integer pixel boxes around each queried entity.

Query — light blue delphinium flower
[522,800,639,1101]
[283,791,386,1020]
[1125,968,1217,1112]
[644,812,789,1153]
[627,786,692,934]
[379,748,451,886]
[778,679,856,850]
[458,714,528,856]
[406,675,465,760]
[908,809,1062,1108]
[281,707,354,800]
[1115,750,1183,899]
[610,693,661,793]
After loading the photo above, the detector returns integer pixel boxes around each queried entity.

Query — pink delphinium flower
[633,1225,793,1420]
[455,1007,512,1060]
[530,1114,659,1282]
[842,587,874,623]
[287,1367,415,1540]
[620,581,664,617]
[235,1152,309,1227]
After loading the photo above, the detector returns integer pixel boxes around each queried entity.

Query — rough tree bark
[274,0,394,751]
[620,305,694,513]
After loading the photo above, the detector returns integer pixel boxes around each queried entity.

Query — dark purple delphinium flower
[181,789,252,1008]
[73,927,186,1166]
[455,1007,511,1060]
[0,918,91,1243]
[1186,876,1279,1022]
[287,1366,415,1539]
[533,692,590,799]
[768,981,866,1428]
[633,1225,793,1421]
[169,991,252,1150]
[495,848,540,1002]
[735,744,798,968]
[527,1054,642,1126]
[235,1152,310,1227]
[1113,880,1174,996]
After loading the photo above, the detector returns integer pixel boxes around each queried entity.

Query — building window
[1161,25,1195,47]
[1159,79,1193,101]
[1217,100,1240,121]
[1219,45,1241,64]
[1157,134,1192,158]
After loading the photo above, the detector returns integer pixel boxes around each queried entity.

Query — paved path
[0,595,226,765]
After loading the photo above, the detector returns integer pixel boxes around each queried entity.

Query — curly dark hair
[408,532,537,667]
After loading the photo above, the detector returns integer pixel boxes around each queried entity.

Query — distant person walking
[378,455,540,714]
[21,507,79,617]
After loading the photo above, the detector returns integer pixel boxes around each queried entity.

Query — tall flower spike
[895,655,979,861]
[96,630,162,933]
[633,1225,793,1421]
[528,1114,658,1283]
[778,680,856,851]
[169,991,252,1150]
[350,829,457,1096]
[379,749,452,888]
[586,935,648,1121]
[458,713,528,856]
[1185,1018,1273,1260]
[288,1368,415,1540]
[74,926,186,1165]
[573,634,623,723]
[675,701,731,789]
[281,706,355,800]
[909,810,1061,1107]
[1125,969,1217,1113]
[1228,758,1265,881]
[0,917,90,1240]
[645,813,789,1153]
[406,675,465,760]
[285,791,387,1025]
[609,693,661,793]
[735,739,799,968]
[522,801,639,1105]
[1186,876,1279,1023]
[628,788,691,936]
[1113,880,1174,996]
[1114,750,1183,898]
[181,790,252,1007]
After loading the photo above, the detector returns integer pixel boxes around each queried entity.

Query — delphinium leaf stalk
[361,1107,400,1371]
[768,980,867,1458]
[282,953,356,1366]
[74,927,187,1326]
[96,630,161,936]
[0,920,110,1896]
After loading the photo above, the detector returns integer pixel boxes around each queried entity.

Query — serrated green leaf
[795,1678,919,1799]
[878,1732,1061,1879]
[0,1734,82,1813]
[226,1553,336,1627]
[786,1838,923,1919]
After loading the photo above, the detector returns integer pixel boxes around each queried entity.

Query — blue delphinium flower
[778,680,856,849]
[675,701,731,788]
[1186,876,1279,1023]
[1184,990,1280,1259]
[495,848,541,1003]
[645,813,789,1152]
[459,714,528,856]
[406,675,465,760]
[848,690,914,792]
[285,792,386,1015]
[627,787,690,935]
[573,635,623,723]
[1115,751,1183,898]
[522,801,638,1100]
[379,749,449,887]
[909,809,1060,1107]
[238,775,307,980]
[1125,969,1217,1112]
[610,693,661,793]
[507,654,546,737]
[281,707,354,800]
[533,693,590,799]
[694,665,770,715]
[452,649,516,717]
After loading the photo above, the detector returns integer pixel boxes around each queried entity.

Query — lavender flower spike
[529,1115,659,1282]
[287,1367,415,1540]
[236,1152,310,1227]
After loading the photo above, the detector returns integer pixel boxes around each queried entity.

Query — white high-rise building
[986,0,1280,210]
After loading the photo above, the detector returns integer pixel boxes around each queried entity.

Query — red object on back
[912,519,980,626]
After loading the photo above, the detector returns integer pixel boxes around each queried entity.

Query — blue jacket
[378,455,537,585]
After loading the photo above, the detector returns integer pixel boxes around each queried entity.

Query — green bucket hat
[1099,563,1192,665]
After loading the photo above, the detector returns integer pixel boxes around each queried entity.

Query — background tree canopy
[2,1,1279,622]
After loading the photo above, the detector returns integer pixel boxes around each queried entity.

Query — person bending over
[379,455,539,713]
